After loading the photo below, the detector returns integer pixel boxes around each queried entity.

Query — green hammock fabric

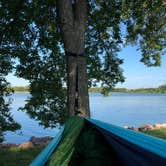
[68,122,116,166]
[30,117,166,166]
[46,117,84,166]
[46,117,115,166]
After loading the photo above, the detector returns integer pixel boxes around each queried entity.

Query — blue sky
[6,46,166,89]
[117,46,166,88]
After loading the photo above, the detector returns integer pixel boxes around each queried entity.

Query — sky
[6,45,166,89]
[117,46,166,88]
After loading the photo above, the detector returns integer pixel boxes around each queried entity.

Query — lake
[4,93,166,144]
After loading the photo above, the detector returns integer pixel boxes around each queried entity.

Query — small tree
[0,0,165,132]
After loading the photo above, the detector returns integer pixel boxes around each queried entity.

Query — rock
[30,136,52,147]
[0,136,53,149]
[126,123,166,131]
[18,141,34,149]
[138,124,153,131]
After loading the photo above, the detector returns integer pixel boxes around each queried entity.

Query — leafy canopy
[0,0,165,132]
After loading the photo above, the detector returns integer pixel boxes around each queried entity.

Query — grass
[0,147,43,166]
[142,128,166,140]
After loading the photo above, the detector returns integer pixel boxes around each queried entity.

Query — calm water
[4,93,166,143]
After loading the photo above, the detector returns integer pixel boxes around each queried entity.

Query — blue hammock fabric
[86,118,166,166]
[30,118,166,166]
[30,126,64,166]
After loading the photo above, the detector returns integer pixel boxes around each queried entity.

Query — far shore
[13,91,166,94]
[12,85,166,94]
[14,91,29,94]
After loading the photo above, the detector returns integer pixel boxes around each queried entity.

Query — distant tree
[0,0,165,137]
[12,86,29,92]
[159,84,166,89]
[158,84,166,93]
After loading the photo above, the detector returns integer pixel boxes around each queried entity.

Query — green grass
[142,128,166,140]
[0,147,43,166]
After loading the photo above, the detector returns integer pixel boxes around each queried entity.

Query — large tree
[0,0,165,135]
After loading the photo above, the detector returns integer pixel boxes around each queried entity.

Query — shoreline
[14,91,29,94]
[13,91,166,94]
[0,136,52,149]
[124,123,166,131]
[1,123,166,149]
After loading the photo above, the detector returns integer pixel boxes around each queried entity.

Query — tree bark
[66,54,77,116]
[77,55,90,117]
[56,0,90,117]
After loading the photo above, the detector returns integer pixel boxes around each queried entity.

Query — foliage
[12,86,29,92]
[0,147,43,166]
[159,84,166,89]
[11,85,166,94]
[128,87,166,94]
[122,0,166,66]
[0,1,165,130]
[120,85,166,94]
[89,85,166,94]
[0,56,20,142]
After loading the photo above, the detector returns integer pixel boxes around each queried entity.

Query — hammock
[30,117,166,166]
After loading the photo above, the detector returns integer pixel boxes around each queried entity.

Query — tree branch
[1,0,25,45]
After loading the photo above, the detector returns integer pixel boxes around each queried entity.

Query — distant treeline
[12,85,166,94]
[12,86,29,92]
[89,85,166,94]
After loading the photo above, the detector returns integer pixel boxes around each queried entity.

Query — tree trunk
[56,0,90,117]
[66,54,77,116]
[77,55,90,117]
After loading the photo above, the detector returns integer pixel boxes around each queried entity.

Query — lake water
[4,93,166,144]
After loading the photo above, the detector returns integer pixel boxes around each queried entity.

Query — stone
[30,136,52,147]
[138,124,153,131]
[18,141,34,149]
